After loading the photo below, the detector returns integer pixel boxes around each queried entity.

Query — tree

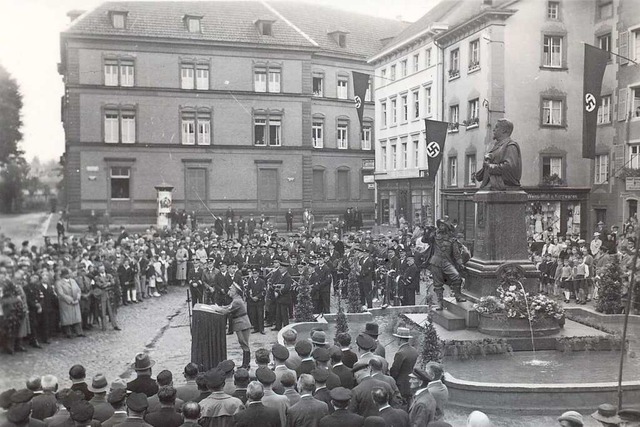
[0,155,29,212]
[295,277,315,322]
[418,315,443,368]
[335,298,349,335]
[0,64,23,164]
[596,254,625,314]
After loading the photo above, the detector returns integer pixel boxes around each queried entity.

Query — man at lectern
[213,282,252,370]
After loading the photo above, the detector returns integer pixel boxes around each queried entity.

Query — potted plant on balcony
[462,117,479,128]
[541,173,564,187]
[447,122,459,132]
[448,69,460,79]
[468,61,480,71]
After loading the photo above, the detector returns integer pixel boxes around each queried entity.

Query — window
[448,157,457,186]
[425,48,432,68]
[401,138,408,169]
[449,49,460,78]
[391,98,397,125]
[598,1,613,19]
[401,60,408,77]
[181,63,209,90]
[598,95,611,124]
[365,79,372,102]
[380,68,387,82]
[469,39,480,70]
[257,21,273,36]
[630,145,640,169]
[543,35,563,68]
[542,98,563,126]
[254,115,282,146]
[362,124,371,150]
[336,170,349,200]
[466,155,477,185]
[542,156,563,179]
[187,17,201,33]
[312,75,323,97]
[401,95,408,122]
[381,101,387,127]
[634,31,640,63]
[104,59,134,87]
[110,167,130,199]
[181,111,211,145]
[390,65,396,81]
[380,142,387,171]
[391,141,397,170]
[337,122,348,149]
[633,87,640,118]
[312,121,324,148]
[337,77,348,99]
[449,105,459,131]
[104,109,136,144]
[413,90,420,119]
[110,12,126,29]
[595,154,609,184]
[313,169,325,200]
[413,54,420,73]
[269,118,281,146]
[467,98,479,127]
[338,34,347,48]
[598,33,611,52]
[547,1,559,19]
[413,136,419,168]
[425,87,432,116]
[254,66,281,93]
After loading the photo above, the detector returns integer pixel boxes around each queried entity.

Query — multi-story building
[59,1,407,227]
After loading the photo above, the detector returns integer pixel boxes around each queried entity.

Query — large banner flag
[425,119,449,182]
[352,71,370,131]
[582,43,610,159]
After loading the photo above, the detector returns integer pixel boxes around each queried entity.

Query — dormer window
[184,15,202,33]
[255,19,275,36]
[109,11,127,29]
[328,30,349,48]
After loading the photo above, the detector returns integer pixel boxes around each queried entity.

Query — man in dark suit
[246,269,266,334]
[69,366,93,401]
[231,369,250,405]
[408,369,437,427]
[177,402,200,427]
[329,348,354,390]
[269,259,293,331]
[389,328,418,402]
[287,373,328,427]
[335,334,357,369]
[371,388,408,427]
[116,393,154,427]
[68,401,93,427]
[233,382,280,427]
[127,354,159,397]
[31,376,58,421]
[175,364,199,403]
[187,260,205,306]
[144,387,183,427]
[311,369,333,413]
[312,257,332,315]
[87,374,114,422]
[358,250,375,309]
[312,348,340,390]
[294,341,315,377]
[348,359,394,418]
[363,324,385,359]
[100,389,128,427]
[318,388,363,427]
[399,252,420,306]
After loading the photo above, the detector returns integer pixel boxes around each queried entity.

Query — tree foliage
[418,315,443,368]
[335,298,349,335]
[347,256,362,313]
[0,64,23,163]
[596,254,625,314]
[295,276,315,322]
[0,155,29,213]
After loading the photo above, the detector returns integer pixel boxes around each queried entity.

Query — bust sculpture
[474,118,522,191]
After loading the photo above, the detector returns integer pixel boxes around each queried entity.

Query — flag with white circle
[424,119,449,182]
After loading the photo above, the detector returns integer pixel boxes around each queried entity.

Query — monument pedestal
[464,190,538,300]
[191,304,227,371]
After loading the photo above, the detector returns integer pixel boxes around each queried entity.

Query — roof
[64,1,410,60]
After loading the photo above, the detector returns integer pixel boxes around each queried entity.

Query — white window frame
[469,39,480,71]
[197,116,211,145]
[337,122,349,149]
[254,68,267,93]
[412,136,419,168]
[595,154,609,184]
[104,112,119,143]
[449,105,459,132]
[390,65,396,81]
[111,13,125,29]
[598,95,612,124]
[543,35,563,68]
[425,48,432,68]
[105,59,134,87]
[187,17,201,33]
[630,144,640,169]
[181,66,195,90]
[401,59,408,78]
[196,66,209,90]
[381,101,387,127]
[391,142,397,170]
[312,75,324,97]
[547,1,560,19]
[413,53,420,73]
[598,33,611,52]
[401,94,408,122]
[466,154,477,185]
[337,77,348,99]
[633,87,640,120]
[110,167,130,200]
[468,98,479,128]
[542,98,563,126]
[181,118,196,145]
[268,69,281,93]
[449,157,457,186]
[391,98,397,125]
[121,112,135,144]
[543,156,563,178]
[269,117,282,146]
[380,141,387,171]
[104,109,136,144]
[361,124,372,150]
[425,87,432,116]
[401,139,408,169]
[254,117,267,146]
[413,90,420,119]
[312,121,324,148]
[449,48,460,78]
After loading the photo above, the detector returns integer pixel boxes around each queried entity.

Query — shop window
[594,154,609,184]
[110,167,130,199]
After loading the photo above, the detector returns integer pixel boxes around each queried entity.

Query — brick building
[59,1,407,227]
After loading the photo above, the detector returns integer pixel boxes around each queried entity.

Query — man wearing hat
[267,259,293,331]
[408,368,437,427]
[352,334,388,384]
[426,217,467,310]
[43,389,82,427]
[116,393,153,427]
[87,375,114,422]
[100,389,127,427]
[310,368,333,412]
[319,387,363,427]
[591,404,621,426]
[335,333,357,370]
[246,269,266,335]
[294,340,315,377]
[363,323,385,358]
[357,246,375,310]
[272,345,297,391]
[399,251,420,306]
[127,354,159,397]
[199,369,244,427]
[68,400,95,427]
[349,358,394,418]
[216,361,236,396]
[311,330,328,350]
[212,280,252,369]
[390,327,418,402]
[618,408,640,426]
[30,376,57,421]
[287,374,329,427]
[312,348,341,390]
[557,410,584,427]
[311,256,332,315]
[232,382,279,427]
[255,367,288,427]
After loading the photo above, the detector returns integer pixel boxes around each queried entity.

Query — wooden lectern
[191,304,227,371]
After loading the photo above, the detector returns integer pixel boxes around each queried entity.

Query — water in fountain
[518,281,553,368]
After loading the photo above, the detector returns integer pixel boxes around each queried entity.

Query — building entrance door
[258,168,278,210]
[185,168,207,213]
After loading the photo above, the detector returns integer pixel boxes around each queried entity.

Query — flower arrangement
[474,285,564,323]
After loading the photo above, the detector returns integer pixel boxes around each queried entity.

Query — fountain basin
[477,313,561,337]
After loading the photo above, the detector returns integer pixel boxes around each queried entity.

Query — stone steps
[430,307,466,331]
[443,298,480,328]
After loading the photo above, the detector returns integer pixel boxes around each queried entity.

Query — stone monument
[465,119,538,299]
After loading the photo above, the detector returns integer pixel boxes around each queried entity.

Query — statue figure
[474,118,522,190]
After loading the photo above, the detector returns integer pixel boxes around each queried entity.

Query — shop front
[376,178,434,228]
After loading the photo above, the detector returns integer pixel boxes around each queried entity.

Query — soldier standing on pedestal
[427,218,466,310]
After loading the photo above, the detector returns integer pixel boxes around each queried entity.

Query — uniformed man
[213,282,253,369]
[426,218,467,310]
[268,259,293,331]
[246,269,266,334]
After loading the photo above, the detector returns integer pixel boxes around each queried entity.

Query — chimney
[66,10,86,22]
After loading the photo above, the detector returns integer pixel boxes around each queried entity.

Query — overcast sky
[0,0,440,163]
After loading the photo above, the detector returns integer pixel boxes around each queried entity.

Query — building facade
[60,1,407,226]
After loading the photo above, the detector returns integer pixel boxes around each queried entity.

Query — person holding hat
[266,259,293,331]
[212,281,252,370]
[100,389,127,427]
[115,393,152,427]
[246,269,266,335]
[408,368,437,427]
[424,218,467,310]
[390,327,418,402]
[255,367,288,427]
[199,369,244,427]
[319,387,363,427]
[287,374,328,427]
[591,404,621,426]
[127,354,159,397]
[87,374,114,422]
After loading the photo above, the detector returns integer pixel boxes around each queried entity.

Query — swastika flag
[582,44,610,159]
[424,119,449,182]
[352,71,370,133]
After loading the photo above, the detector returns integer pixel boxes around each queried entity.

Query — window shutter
[618,31,628,65]
[618,88,628,121]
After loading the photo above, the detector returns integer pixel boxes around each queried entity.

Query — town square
[1,0,640,426]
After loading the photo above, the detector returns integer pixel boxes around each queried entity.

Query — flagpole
[581,41,639,65]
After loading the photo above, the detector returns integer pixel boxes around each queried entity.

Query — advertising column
[155,184,174,229]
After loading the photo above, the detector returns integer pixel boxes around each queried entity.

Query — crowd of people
[1,325,638,427]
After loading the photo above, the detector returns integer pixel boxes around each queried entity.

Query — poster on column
[157,189,173,228]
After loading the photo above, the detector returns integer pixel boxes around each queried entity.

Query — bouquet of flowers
[474,285,564,322]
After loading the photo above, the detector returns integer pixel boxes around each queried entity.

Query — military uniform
[428,221,465,309]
